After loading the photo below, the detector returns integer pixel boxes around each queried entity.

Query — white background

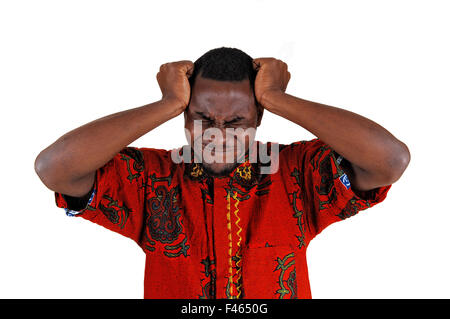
[1,0,449,298]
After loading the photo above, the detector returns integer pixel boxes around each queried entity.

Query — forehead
[189,76,255,116]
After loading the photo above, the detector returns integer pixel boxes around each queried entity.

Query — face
[184,75,263,177]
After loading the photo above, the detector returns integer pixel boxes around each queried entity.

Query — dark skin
[34,58,410,198]
[184,73,263,177]
[185,58,410,191]
[252,57,410,191]
[34,61,195,197]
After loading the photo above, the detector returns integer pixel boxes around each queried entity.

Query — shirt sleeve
[290,138,392,238]
[54,146,149,244]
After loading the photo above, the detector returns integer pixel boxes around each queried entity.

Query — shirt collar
[179,141,267,186]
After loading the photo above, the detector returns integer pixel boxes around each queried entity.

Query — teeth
[204,147,233,151]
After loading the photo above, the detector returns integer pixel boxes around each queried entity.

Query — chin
[203,162,238,177]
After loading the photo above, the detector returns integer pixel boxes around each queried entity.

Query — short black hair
[189,46,257,92]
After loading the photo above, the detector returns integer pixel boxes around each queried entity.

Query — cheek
[184,127,195,145]
[233,134,255,151]
[235,125,257,139]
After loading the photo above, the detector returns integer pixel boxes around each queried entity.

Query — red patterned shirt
[54,138,391,299]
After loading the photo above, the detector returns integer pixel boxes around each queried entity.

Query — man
[34,47,410,299]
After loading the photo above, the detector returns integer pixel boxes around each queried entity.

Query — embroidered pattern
[164,236,190,258]
[54,138,391,299]
[119,147,145,183]
[225,191,243,299]
[98,194,131,229]
[199,257,216,299]
[148,184,182,243]
[232,192,243,298]
[191,163,204,178]
[337,196,372,220]
[144,173,190,257]
[226,191,234,298]
[311,147,339,211]
[274,252,297,299]
[290,168,306,249]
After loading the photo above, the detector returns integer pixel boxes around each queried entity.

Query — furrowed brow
[195,111,213,120]
[225,116,245,123]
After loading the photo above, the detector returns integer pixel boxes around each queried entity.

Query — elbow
[34,152,45,177]
[34,151,46,179]
[34,151,50,186]
[383,141,411,184]
[34,150,59,190]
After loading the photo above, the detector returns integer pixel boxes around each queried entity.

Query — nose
[202,129,236,149]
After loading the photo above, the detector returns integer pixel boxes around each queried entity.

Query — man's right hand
[35,60,195,198]
[157,60,194,114]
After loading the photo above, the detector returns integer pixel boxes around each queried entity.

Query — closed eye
[225,117,244,125]
[195,111,214,122]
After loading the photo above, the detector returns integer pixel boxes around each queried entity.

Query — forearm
[35,98,181,188]
[262,91,410,178]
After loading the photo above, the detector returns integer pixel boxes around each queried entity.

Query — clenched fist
[252,58,291,109]
[157,60,194,112]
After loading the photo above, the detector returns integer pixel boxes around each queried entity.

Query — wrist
[260,90,287,112]
[160,97,187,117]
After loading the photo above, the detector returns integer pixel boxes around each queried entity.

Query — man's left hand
[252,57,291,109]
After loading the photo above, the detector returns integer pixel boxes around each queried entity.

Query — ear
[256,103,264,127]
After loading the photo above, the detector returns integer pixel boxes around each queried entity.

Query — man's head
[184,47,263,176]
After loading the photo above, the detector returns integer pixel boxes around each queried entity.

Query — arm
[252,58,410,192]
[34,60,194,197]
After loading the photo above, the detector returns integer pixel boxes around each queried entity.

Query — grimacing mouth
[184,122,256,164]
[198,138,248,153]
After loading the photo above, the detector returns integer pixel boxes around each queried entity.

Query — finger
[178,61,194,76]
[187,65,195,78]
[160,63,168,71]
[177,60,194,68]
[253,57,278,70]
[186,65,194,78]
[252,59,260,71]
